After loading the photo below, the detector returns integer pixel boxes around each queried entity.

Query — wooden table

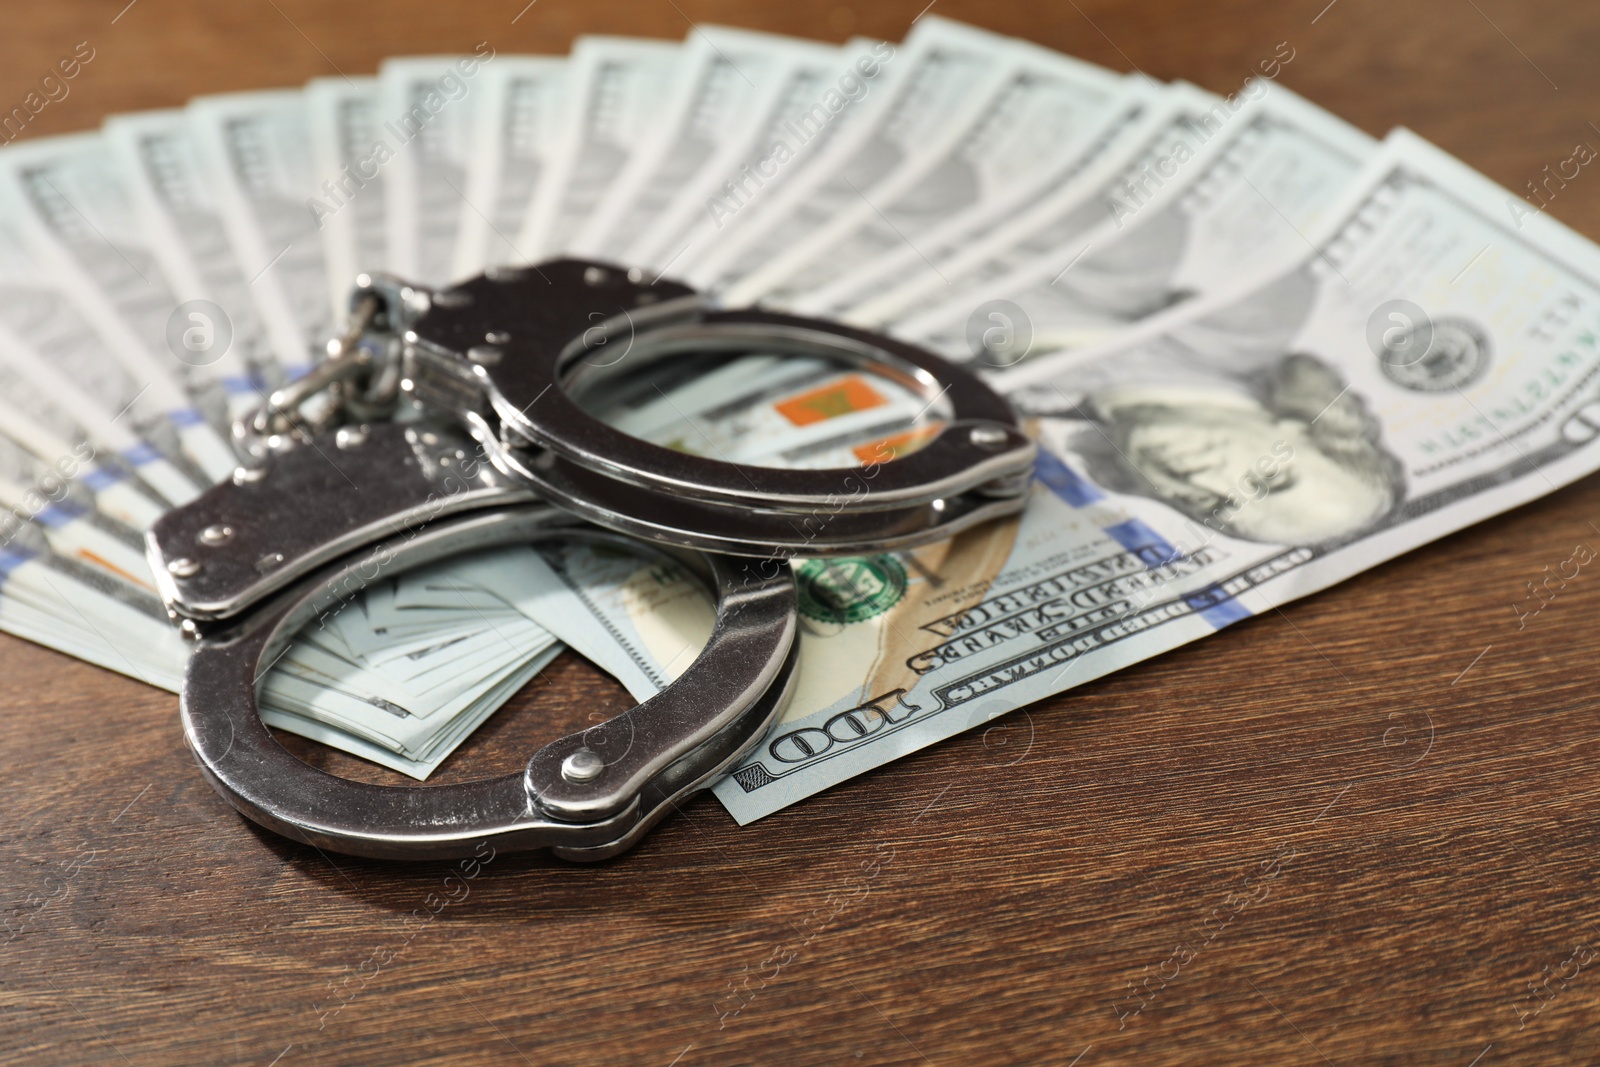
[5,0,1600,1063]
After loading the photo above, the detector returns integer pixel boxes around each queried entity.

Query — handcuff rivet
[431,289,473,308]
[468,345,503,366]
[198,524,234,546]
[167,557,202,578]
[232,466,267,485]
[969,425,1010,451]
[484,330,511,346]
[335,425,369,449]
[336,426,368,449]
[583,266,607,286]
[255,552,285,573]
[561,748,605,783]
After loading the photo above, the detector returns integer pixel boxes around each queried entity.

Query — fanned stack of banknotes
[4,16,1599,823]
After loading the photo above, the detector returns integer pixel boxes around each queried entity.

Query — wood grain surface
[5,0,1600,1063]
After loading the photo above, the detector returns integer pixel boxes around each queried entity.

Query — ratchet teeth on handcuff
[148,259,1035,861]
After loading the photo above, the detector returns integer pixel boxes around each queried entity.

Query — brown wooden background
[5,0,1600,1063]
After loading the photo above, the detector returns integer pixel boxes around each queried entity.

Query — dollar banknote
[0,473,148,593]
[0,212,206,506]
[102,109,283,410]
[305,76,389,320]
[568,27,807,264]
[515,36,682,261]
[683,17,1007,291]
[0,525,187,692]
[804,81,1225,328]
[623,37,864,276]
[0,390,165,531]
[0,421,152,593]
[696,128,1600,820]
[786,74,1161,319]
[0,134,241,482]
[450,57,566,275]
[262,582,562,774]
[254,534,718,778]
[378,49,496,287]
[188,90,330,378]
[717,32,1132,307]
[889,80,1375,360]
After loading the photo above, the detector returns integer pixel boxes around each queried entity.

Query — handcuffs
[148,259,1035,861]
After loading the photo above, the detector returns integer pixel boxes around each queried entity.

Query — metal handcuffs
[150,259,1034,861]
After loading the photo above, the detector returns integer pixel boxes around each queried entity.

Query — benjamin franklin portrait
[1015,267,1405,547]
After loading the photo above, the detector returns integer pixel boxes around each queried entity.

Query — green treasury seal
[794,556,908,624]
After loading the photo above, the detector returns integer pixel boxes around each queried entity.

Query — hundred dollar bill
[624,38,859,275]
[408,544,684,701]
[261,577,558,778]
[0,213,206,506]
[514,36,683,261]
[833,82,1228,328]
[261,523,736,779]
[718,35,1129,307]
[263,531,724,779]
[787,74,1159,319]
[103,110,283,404]
[252,527,718,779]
[0,521,186,691]
[0,452,151,593]
[450,57,566,276]
[568,27,804,263]
[534,539,715,688]
[305,76,388,322]
[378,48,497,287]
[701,128,1600,821]
[261,646,561,779]
[0,232,180,523]
[189,90,331,379]
[684,17,1015,292]
[890,81,1375,360]
[0,134,241,481]
[265,613,559,764]
[247,542,566,779]
[0,392,164,531]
